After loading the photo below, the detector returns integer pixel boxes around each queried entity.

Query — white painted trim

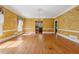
[0,35,17,43]
[23,32,54,35]
[54,19,58,33]
[24,32,35,34]
[4,5,77,18]
[54,6,77,18]
[54,20,55,33]
[3,29,17,32]
[24,28,54,30]
[24,28,33,30]
[43,28,54,30]
[58,29,79,33]
[0,32,23,43]
[57,33,79,44]
[23,32,35,35]
[3,5,24,18]
[43,32,54,34]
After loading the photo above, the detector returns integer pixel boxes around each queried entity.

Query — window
[0,12,4,35]
[18,19,23,32]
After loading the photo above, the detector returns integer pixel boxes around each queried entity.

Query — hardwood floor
[0,33,79,54]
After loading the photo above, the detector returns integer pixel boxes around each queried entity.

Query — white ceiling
[4,5,76,18]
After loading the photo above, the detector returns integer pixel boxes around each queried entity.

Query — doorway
[35,21,43,34]
[18,20,23,32]
[54,20,58,35]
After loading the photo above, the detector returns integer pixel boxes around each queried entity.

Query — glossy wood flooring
[0,33,79,54]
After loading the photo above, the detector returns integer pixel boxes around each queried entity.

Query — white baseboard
[0,32,23,43]
[23,32,35,35]
[43,32,54,34]
[57,33,79,44]
[58,29,79,33]
[23,32,54,35]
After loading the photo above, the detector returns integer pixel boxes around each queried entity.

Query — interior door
[35,21,43,34]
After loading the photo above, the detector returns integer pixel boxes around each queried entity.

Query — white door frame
[54,19,58,34]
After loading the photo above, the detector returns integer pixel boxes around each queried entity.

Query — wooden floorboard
[0,34,79,54]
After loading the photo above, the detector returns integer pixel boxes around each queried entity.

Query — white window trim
[0,12,4,35]
[18,19,23,32]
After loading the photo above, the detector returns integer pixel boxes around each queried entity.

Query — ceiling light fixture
[37,8,43,20]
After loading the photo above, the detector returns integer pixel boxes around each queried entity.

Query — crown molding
[54,5,77,18]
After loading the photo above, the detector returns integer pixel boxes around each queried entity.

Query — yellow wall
[43,18,54,32]
[23,18,54,33]
[23,18,35,32]
[0,6,54,40]
[56,6,79,39]
[0,6,18,39]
